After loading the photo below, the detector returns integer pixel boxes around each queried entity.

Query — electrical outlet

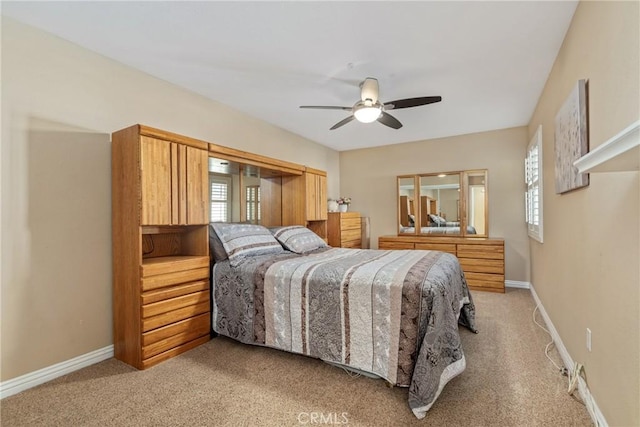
[586,328,592,352]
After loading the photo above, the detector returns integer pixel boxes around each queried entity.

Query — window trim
[209,174,232,223]
[245,185,261,223]
[525,125,543,243]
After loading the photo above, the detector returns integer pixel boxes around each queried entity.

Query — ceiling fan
[300,77,442,130]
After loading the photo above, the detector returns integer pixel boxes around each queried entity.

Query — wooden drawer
[142,313,210,346]
[457,244,504,260]
[342,239,362,249]
[141,267,209,291]
[379,241,415,250]
[142,289,209,318]
[142,300,210,332]
[341,228,361,242]
[142,314,210,359]
[459,258,504,274]
[141,336,210,369]
[142,280,209,305]
[415,243,457,255]
[465,272,505,288]
[328,212,362,248]
[141,255,209,277]
[341,217,361,230]
[142,328,209,359]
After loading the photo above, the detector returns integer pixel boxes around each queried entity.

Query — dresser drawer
[342,239,362,249]
[341,217,361,230]
[142,328,209,359]
[457,244,504,260]
[141,280,209,305]
[142,300,210,332]
[341,228,361,242]
[142,290,209,319]
[459,258,504,274]
[141,267,209,291]
[141,336,210,369]
[379,241,415,250]
[142,313,210,346]
[415,243,457,255]
[142,314,210,359]
[141,256,209,277]
[465,272,505,288]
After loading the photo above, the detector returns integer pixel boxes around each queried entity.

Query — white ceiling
[2,1,578,151]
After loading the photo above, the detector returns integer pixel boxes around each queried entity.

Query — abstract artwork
[554,79,589,194]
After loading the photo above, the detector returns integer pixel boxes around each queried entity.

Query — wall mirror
[419,173,462,235]
[208,156,297,225]
[465,171,487,235]
[209,157,240,223]
[398,176,417,234]
[397,170,488,237]
[208,157,263,224]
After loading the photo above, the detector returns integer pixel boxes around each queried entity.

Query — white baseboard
[505,280,530,289]
[0,345,114,399]
[529,285,607,427]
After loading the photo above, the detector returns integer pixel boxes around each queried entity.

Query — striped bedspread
[212,247,477,418]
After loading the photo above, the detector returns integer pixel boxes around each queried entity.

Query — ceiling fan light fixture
[300,77,441,130]
[353,101,382,123]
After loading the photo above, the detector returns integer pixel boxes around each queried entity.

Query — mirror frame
[397,169,488,238]
[397,175,419,234]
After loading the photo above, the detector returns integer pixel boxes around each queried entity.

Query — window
[525,125,543,242]
[210,175,231,222]
[245,185,260,223]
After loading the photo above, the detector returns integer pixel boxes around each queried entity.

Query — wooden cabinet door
[305,172,327,221]
[316,174,327,220]
[140,137,208,226]
[281,175,306,225]
[140,136,172,225]
[185,146,209,224]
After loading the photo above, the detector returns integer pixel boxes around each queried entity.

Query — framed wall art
[554,79,589,194]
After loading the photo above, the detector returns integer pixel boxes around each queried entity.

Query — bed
[400,225,477,235]
[209,223,477,419]
[401,214,477,235]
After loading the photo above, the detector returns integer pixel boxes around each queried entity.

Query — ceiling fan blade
[330,115,355,130]
[300,105,352,111]
[377,112,403,129]
[384,96,442,110]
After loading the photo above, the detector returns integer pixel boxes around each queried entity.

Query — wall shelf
[574,120,640,174]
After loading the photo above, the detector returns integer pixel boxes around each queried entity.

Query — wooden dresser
[328,212,362,248]
[378,235,505,293]
[112,125,211,369]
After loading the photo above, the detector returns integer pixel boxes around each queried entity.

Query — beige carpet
[1,289,592,426]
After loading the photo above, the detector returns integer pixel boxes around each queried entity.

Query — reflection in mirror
[397,169,488,237]
[241,165,261,224]
[465,171,487,236]
[398,176,416,234]
[208,157,240,223]
[419,173,462,235]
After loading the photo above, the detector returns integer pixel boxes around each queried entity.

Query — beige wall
[0,17,339,381]
[339,126,530,282]
[527,2,639,426]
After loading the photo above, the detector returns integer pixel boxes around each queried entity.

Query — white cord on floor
[532,305,564,372]
[568,362,584,395]
[532,305,587,408]
[340,366,362,379]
